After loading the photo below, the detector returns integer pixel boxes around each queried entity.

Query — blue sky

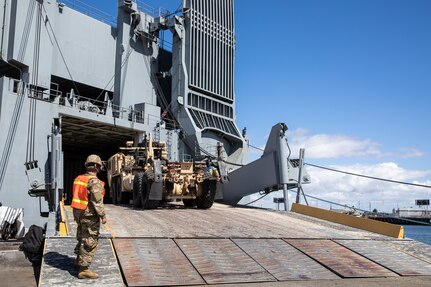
[73,0,431,212]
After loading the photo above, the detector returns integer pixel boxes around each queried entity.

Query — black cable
[26,2,42,164]
[42,4,80,96]
[249,143,264,152]
[242,193,269,206]
[95,38,135,103]
[306,163,431,189]
[220,159,244,167]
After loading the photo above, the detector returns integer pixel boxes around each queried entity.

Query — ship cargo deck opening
[61,116,138,204]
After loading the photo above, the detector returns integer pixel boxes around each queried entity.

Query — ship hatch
[61,116,138,204]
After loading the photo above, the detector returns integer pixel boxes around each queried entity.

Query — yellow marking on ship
[292,203,404,238]
[104,222,117,238]
[59,200,69,236]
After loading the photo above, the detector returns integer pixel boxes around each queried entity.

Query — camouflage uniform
[204,164,220,193]
[73,171,106,267]
[205,165,220,180]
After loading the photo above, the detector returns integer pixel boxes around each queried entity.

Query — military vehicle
[107,133,222,209]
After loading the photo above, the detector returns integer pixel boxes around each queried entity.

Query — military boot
[78,266,99,279]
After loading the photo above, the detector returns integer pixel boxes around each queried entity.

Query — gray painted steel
[0,0,243,226]
[169,0,247,163]
[222,123,311,204]
[0,0,176,227]
[0,0,308,230]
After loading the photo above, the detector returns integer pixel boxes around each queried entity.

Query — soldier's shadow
[44,252,78,277]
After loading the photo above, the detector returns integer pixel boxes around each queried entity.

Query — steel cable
[306,163,431,189]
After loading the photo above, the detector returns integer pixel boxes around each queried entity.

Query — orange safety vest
[71,174,105,210]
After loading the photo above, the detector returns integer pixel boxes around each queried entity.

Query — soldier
[204,157,220,182]
[71,154,107,279]
[206,162,220,181]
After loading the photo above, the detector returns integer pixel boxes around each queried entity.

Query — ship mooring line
[305,163,431,189]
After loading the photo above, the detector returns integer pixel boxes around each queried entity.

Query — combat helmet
[85,154,102,167]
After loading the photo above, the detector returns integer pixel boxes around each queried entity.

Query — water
[403,225,431,245]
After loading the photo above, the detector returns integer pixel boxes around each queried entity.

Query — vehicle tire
[183,199,196,207]
[196,179,216,209]
[142,175,159,209]
[145,199,159,209]
[116,177,123,204]
[183,187,197,207]
[133,172,143,208]
[111,177,118,205]
[140,174,151,209]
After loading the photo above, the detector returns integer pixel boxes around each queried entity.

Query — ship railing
[58,0,163,25]
[57,91,167,127]
[58,0,117,26]
[136,0,158,17]
[6,78,173,127]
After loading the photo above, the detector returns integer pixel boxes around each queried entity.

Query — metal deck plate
[336,240,431,276]
[112,238,204,286]
[40,238,123,287]
[175,238,276,284]
[285,239,397,278]
[233,238,339,280]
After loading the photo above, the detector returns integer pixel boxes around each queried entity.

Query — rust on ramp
[233,238,339,280]
[175,238,276,284]
[113,238,204,286]
[285,239,397,278]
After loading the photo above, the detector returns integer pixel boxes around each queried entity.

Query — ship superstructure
[0,0,247,226]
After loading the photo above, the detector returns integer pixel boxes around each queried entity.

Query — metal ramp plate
[233,238,339,280]
[40,238,123,287]
[386,240,431,264]
[175,238,276,284]
[285,239,397,278]
[112,238,205,286]
[336,240,431,276]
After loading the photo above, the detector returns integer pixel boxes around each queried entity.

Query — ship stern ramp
[38,203,431,286]
[222,123,310,205]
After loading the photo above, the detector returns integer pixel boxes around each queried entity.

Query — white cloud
[303,163,431,212]
[288,128,382,159]
[244,162,431,212]
[242,129,431,213]
[397,147,425,158]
